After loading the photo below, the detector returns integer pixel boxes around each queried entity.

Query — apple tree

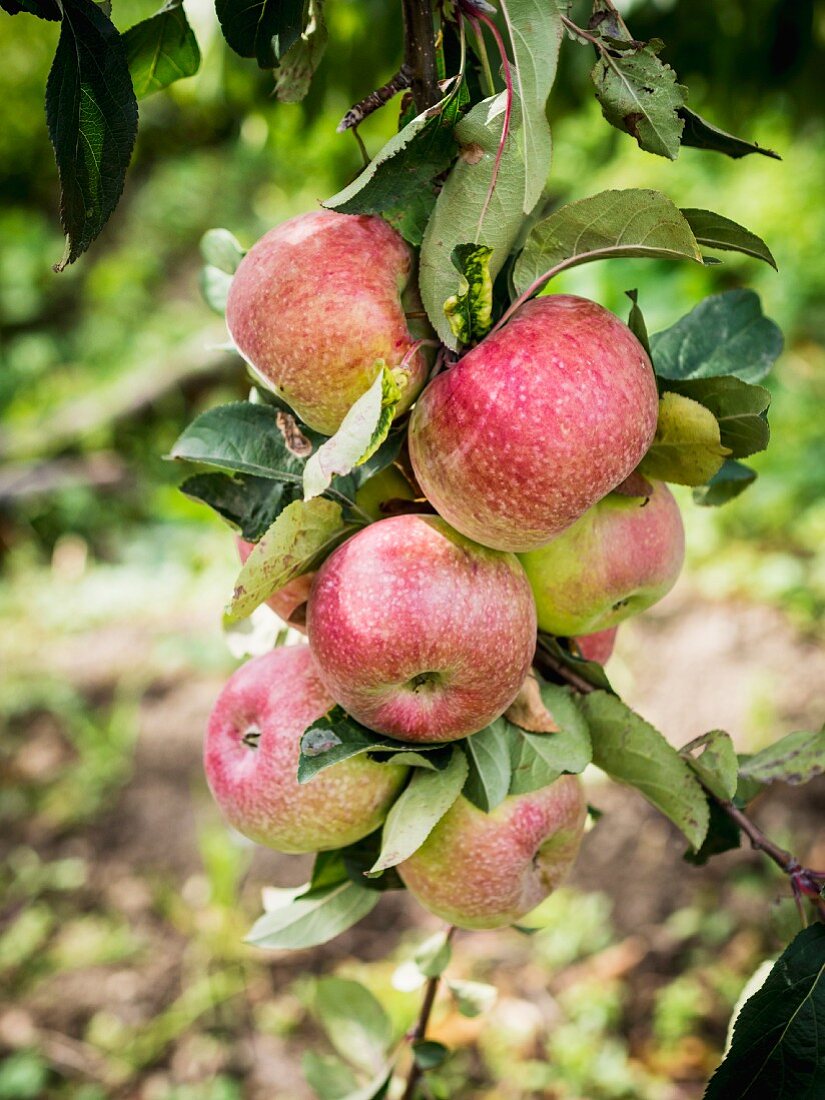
[7,0,825,1094]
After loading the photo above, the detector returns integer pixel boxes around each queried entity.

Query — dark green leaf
[625,289,651,357]
[180,472,292,541]
[739,728,825,786]
[704,924,825,1099]
[0,0,59,17]
[412,1040,449,1070]
[298,708,445,783]
[651,289,784,385]
[680,730,739,801]
[215,0,305,68]
[692,459,757,507]
[338,831,405,893]
[680,209,777,269]
[683,799,741,866]
[463,721,513,813]
[538,635,615,693]
[580,691,709,848]
[246,880,379,950]
[512,189,702,298]
[123,0,200,98]
[678,107,780,161]
[46,0,138,270]
[590,32,685,159]
[660,376,770,458]
[325,91,462,248]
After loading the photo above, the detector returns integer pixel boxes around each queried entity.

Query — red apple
[409,295,659,552]
[204,644,406,853]
[519,480,684,636]
[306,515,537,742]
[575,627,618,665]
[226,211,431,435]
[398,775,586,929]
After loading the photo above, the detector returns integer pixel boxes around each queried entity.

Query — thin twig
[337,65,414,132]
[400,926,457,1100]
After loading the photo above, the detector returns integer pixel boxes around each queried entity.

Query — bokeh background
[1,0,824,1097]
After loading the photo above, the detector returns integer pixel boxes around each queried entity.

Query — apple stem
[400,924,457,1100]
[534,643,824,925]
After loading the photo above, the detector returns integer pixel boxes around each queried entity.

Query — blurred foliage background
[1,1,824,1098]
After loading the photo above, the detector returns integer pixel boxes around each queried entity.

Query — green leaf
[651,289,784,385]
[447,979,497,1018]
[680,209,777,270]
[512,189,702,298]
[538,636,615,694]
[302,1051,359,1100]
[638,392,729,486]
[123,0,200,98]
[739,728,825,787]
[414,931,453,979]
[590,34,686,159]
[0,0,60,18]
[275,0,327,103]
[680,730,738,801]
[224,497,351,624]
[46,0,138,270]
[180,472,292,541]
[369,748,469,873]
[580,691,710,848]
[215,0,304,68]
[692,459,757,507]
[508,686,592,797]
[704,924,825,1099]
[419,92,529,348]
[303,368,401,501]
[412,1040,449,1070]
[298,709,445,783]
[443,244,495,346]
[246,880,379,950]
[314,978,392,1076]
[463,721,513,813]
[325,90,462,247]
[625,289,651,357]
[660,376,770,459]
[678,107,780,161]
[498,0,564,212]
[200,228,246,273]
[200,266,233,314]
[683,799,741,866]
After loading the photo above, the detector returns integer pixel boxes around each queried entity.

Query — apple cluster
[204,211,686,930]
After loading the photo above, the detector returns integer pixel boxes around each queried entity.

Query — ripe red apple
[409,295,659,552]
[519,480,685,636]
[234,466,417,629]
[226,211,431,434]
[306,514,537,742]
[204,644,406,853]
[575,627,618,665]
[398,775,586,929]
